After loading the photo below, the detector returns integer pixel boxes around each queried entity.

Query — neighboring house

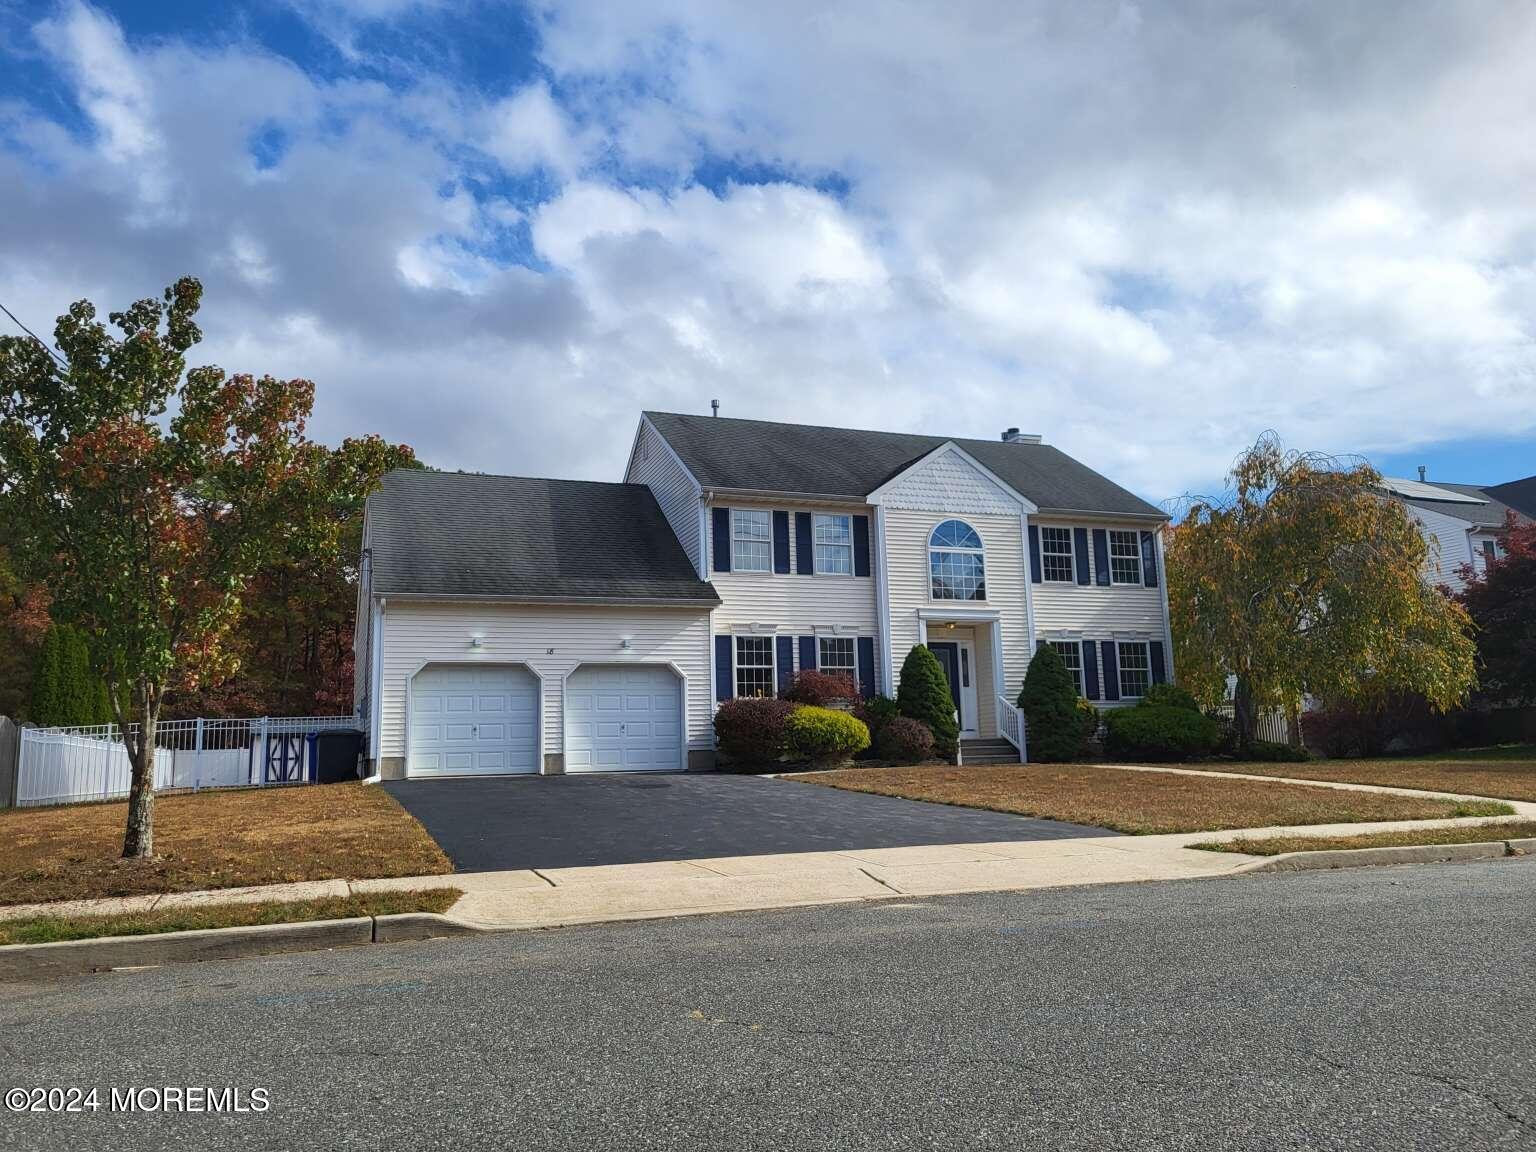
[1379,472,1535,594]
[354,412,1173,778]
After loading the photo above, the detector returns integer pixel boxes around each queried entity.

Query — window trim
[1116,640,1151,700]
[928,518,988,602]
[811,513,854,577]
[1107,530,1144,586]
[733,635,777,698]
[1049,640,1084,697]
[1040,526,1075,583]
[730,508,773,574]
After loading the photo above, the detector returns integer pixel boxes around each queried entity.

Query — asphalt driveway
[383,772,1110,872]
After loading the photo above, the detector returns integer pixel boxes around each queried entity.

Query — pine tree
[1017,644,1089,762]
[896,645,959,759]
[30,625,64,726]
[62,626,96,727]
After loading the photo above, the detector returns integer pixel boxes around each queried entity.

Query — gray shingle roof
[367,470,719,603]
[644,411,1166,519]
[1389,480,1529,531]
[1484,474,1536,520]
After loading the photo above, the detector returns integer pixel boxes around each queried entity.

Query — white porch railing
[996,696,1028,763]
[16,715,358,808]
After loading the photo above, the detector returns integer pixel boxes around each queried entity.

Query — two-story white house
[1378,472,1534,594]
[354,411,1173,778]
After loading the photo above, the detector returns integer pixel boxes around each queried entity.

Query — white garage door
[564,664,683,773]
[409,664,539,776]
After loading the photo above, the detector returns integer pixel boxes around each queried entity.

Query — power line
[0,301,67,368]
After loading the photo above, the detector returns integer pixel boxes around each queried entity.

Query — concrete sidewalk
[4,767,1530,934]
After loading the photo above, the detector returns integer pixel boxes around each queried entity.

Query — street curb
[0,917,376,981]
[1506,838,1535,855]
[0,912,485,982]
[1241,840,1511,873]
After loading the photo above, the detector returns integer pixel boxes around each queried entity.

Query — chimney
[711,399,719,417]
[1001,428,1042,444]
[1417,465,1426,482]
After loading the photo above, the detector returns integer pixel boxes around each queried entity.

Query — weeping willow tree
[1167,434,1477,745]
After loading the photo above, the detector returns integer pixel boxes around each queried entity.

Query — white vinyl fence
[16,715,359,808]
[1211,704,1294,746]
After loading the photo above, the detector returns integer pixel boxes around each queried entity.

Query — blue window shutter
[712,508,731,573]
[775,635,794,694]
[1073,527,1091,585]
[1141,531,1158,587]
[1150,641,1167,685]
[772,511,791,574]
[1092,529,1111,586]
[714,635,733,701]
[798,635,817,673]
[1100,641,1120,701]
[853,515,871,577]
[1081,640,1101,701]
[1027,524,1042,583]
[857,637,876,699]
[795,513,814,574]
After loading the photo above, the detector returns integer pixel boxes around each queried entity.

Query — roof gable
[366,470,719,603]
[868,442,1034,515]
[643,411,1164,519]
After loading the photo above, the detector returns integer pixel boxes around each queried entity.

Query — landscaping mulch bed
[0,888,463,946]
[0,783,453,906]
[794,763,1513,835]
[1193,820,1536,857]
[1196,747,1536,802]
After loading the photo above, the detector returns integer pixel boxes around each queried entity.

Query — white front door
[956,638,979,737]
[409,664,540,776]
[565,664,683,773]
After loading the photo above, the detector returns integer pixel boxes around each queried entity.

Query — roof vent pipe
[1001,428,1042,444]
[711,399,719,417]
[1418,465,1427,482]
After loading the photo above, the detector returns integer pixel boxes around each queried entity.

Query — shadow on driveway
[383,772,1112,872]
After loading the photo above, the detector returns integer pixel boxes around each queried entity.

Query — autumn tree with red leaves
[0,278,315,858]
[1459,514,1536,706]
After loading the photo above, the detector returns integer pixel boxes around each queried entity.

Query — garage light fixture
[620,638,633,650]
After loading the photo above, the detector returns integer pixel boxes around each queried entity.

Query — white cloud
[484,80,589,178]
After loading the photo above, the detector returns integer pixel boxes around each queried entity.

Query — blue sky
[2,0,1533,505]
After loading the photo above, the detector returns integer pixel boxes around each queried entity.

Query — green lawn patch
[0,888,462,946]
[1191,822,1536,857]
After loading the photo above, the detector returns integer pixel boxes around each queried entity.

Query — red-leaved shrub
[713,697,796,768]
[782,669,859,706]
[877,716,935,762]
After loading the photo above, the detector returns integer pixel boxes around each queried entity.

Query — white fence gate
[16,716,358,808]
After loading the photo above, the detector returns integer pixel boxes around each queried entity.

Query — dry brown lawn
[0,783,452,906]
[1193,820,1536,857]
[1195,750,1536,802]
[795,763,1512,835]
[0,888,463,946]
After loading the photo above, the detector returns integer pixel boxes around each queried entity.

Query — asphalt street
[1,859,1532,1151]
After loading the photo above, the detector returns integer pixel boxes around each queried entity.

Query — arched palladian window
[929,519,986,600]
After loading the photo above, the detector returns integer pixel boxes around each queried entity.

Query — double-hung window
[1050,641,1084,696]
[1041,527,1075,582]
[818,637,857,689]
[813,514,853,575]
[731,509,772,573]
[1108,530,1143,585]
[734,636,775,697]
[1117,641,1150,699]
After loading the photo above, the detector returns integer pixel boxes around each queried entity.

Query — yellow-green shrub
[784,706,870,763]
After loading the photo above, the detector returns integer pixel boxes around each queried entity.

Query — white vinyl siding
[1040,526,1074,582]
[1049,640,1084,696]
[377,602,712,761]
[1108,530,1143,585]
[731,509,773,573]
[625,418,703,576]
[883,508,1028,739]
[813,514,853,575]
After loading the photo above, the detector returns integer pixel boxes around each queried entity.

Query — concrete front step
[961,739,1021,764]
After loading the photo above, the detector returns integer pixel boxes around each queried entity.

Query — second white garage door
[409,664,539,776]
[564,664,683,773]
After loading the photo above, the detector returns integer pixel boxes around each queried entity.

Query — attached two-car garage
[407,661,683,777]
